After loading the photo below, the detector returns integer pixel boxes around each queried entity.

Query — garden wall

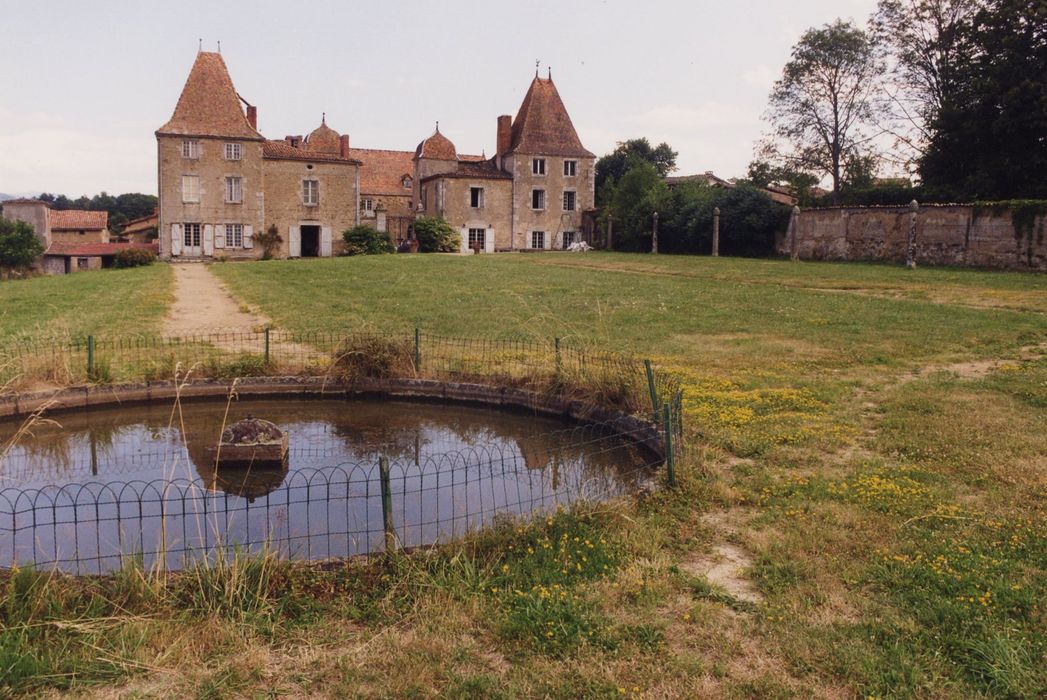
[776,204,1047,271]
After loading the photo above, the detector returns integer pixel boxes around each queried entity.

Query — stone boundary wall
[0,376,666,460]
[776,204,1047,271]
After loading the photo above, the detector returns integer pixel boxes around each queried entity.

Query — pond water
[0,398,659,573]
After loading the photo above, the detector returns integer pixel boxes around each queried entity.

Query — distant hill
[0,193,15,202]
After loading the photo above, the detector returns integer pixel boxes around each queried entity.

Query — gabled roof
[262,140,360,164]
[50,209,108,231]
[348,148,416,196]
[509,75,594,158]
[157,52,263,140]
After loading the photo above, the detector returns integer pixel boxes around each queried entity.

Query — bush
[413,216,460,253]
[112,248,156,268]
[0,218,44,269]
[255,225,283,260]
[341,225,394,256]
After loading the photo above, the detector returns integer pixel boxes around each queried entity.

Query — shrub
[112,248,156,268]
[0,218,44,269]
[333,334,414,380]
[341,225,394,256]
[255,225,283,260]
[413,216,460,253]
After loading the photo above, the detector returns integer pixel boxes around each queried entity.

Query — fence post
[712,206,720,257]
[554,337,562,374]
[788,205,800,261]
[662,403,677,488]
[87,335,95,379]
[263,327,271,366]
[414,328,421,374]
[644,359,660,416]
[379,455,398,553]
[906,199,919,269]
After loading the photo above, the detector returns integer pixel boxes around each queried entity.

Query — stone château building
[157,51,595,260]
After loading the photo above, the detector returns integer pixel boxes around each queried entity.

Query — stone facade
[778,205,1047,271]
[505,153,595,250]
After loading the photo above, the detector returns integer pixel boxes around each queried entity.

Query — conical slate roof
[157,52,262,140]
[510,76,594,157]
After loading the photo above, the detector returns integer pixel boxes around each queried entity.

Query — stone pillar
[788,205,800,261]
[607,213,614,250]
[906,199,919,269]
[712,206,720,257]
[652,211,659,254]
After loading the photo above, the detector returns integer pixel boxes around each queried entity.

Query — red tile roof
[45,242,157,257]
[421,159,511,183]
[414,128,457,160]
[157,52,263,140]
[510,76,594,158]
[305,118,342,154]
[49,209,108,231]
[348,148,415,196]
[262,140,360,164]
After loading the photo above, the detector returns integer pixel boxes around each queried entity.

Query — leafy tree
[603,162,672,251]
[745,160,821,205]
[341,225,394,256]
[664,184,789,257]
[920,0,1047,199]
[113,248,156,268]
[762,20,886,203]
[595,138,678,200]
[0,218,44,269]
[412,216,460,253]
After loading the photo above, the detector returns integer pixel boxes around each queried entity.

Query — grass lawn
[4,253,1046,698]
[0,264,173,341]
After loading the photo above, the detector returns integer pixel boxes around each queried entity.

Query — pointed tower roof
[157,52,262,140]
[414,124,457,161]
[509,76,594,157]
[304,115,341,153]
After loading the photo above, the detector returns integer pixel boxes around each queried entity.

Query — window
[225,176,243,203]
[563,191,576,211]
[181,175,199,203]
[531,189,545,210]
[468,228,486,249]
[303,179,319,205]
[183,223,201,247]
[77,257,89,270]
[224,143,242,160]
[532,158,546,175]
[470,187,484,208]
[181,140,199,159]
[563,160,577,177]
[563,231,576,249]
[402,175,412,189]
[226,223,243,248]
[362,198,374,211]
[530,231,546,249]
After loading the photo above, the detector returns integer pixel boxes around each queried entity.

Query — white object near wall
[170,224,182,256]
[202,225,214,257]
[244,225,253,249]
[485,227,495,253]
[214,224,226,249]
[289,226,301,257]
[320,226,332,257]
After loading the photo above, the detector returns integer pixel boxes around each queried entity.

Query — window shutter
[214,224,226,249]
[170,224,182,256]
[320,227,332,257]
[289,226,301,257]
[460,227,469,254]
[243,225,253,249]
[202,225,214,256]
[485,227,495,253]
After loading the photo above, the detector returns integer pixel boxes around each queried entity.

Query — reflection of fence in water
[0,425,663,575]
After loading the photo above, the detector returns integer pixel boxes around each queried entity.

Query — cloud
[741,64,776,89]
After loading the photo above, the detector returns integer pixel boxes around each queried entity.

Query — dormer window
[182,140,200,159]
[224,143,242,160]
[401,175,412,189]
[532,158,546,175]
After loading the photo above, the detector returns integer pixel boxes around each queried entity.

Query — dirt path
[164,263,270,335]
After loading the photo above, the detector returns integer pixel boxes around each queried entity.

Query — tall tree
[920,0,1047,199]
[763,20,886,203]
[595,138,677,200]
[871,0,980,165]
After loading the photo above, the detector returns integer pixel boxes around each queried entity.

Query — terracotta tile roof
[305,118,341,154]
[49,209,108,230]
[347,148,415,196]
[510,76,594,158]
[414,128,457,160]
[421,159,511,183]
[45,242,157,257]
[157,52,263,140]
[262,140,360,164]
[458,154,486,162]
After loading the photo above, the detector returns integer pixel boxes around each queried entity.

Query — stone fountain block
[206,416,288,468]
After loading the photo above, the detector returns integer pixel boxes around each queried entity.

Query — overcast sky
[0,0,879,196]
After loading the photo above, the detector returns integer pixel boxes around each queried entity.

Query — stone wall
[262,158,359,257]
[508,153,595,250]
[435,178,513,250]
[777,204,1047,271]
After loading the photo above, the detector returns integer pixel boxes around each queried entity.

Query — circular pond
[0,397,660,573]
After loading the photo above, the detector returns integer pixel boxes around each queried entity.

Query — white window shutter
[289,226,301,257]
[214,224,226,249]
[320,226,332,257]
[460,227,469,254]
[171,224,182,256]
[485,227,495,253]
[243,225,253,249]
[202,225,214,256]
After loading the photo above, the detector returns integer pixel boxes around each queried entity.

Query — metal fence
[0,417,671,574]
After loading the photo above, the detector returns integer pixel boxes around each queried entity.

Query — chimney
[339,134,350,158]
[496,115,512,168]
[246,105,257,129]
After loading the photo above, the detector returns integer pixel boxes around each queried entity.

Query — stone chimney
[246,105,257,130]
[339,134,350,158]
[496,115,512,167]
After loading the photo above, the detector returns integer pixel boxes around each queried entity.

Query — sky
[0,0,879,197]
